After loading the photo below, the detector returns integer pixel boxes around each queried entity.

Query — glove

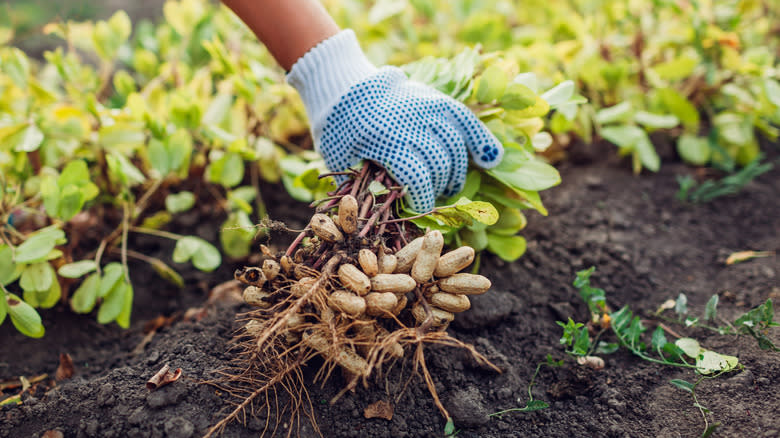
[287,30,503,212]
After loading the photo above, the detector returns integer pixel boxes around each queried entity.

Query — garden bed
[1,145,778,438]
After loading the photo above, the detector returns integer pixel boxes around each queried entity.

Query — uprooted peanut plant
[205,162,500,436]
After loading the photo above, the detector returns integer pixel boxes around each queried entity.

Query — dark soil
[2,147,779,438]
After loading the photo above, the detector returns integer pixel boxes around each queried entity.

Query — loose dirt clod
[207,162,498,437]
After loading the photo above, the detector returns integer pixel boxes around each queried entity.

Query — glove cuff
[287,29,377,142]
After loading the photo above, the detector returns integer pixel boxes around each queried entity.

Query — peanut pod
[280,255,294,274]
[365,292,399,317]
[392,294,408,316]
[438,273,491,295]
[338,263,371,296]
[337,195,358,234]
[411,230,444,283]
[394,236,424,273]
[244,319,263,337]
[370,274,416,294]
[358,249,379,277]
[235,267,266,287]
[328,290,367,317]
[303,331,368,377]
[262,259,281,281]
[378,251,398,274]
[243,286,272,309]
[430,292,470,313]
[291,277,317,297]
[285,313,307,332]
[310,213,344,243]
[411,303,454,327]
[434,246,475,277]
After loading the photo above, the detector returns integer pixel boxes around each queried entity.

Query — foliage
[676,156,775,203]
[0,0,576,336]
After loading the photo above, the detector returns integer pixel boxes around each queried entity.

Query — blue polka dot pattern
[317,67,504,213]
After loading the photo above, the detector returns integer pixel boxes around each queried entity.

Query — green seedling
[489,354,563,417]
[676,156,774,203]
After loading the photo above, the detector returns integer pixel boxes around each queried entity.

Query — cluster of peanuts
[236,194,491,351]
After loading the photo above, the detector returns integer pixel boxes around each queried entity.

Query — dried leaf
[725,250,774,265]
[146,364,183,390]
[55,353,75,381]
[364,400,394,420]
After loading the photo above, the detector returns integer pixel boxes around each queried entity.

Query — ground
[1,142,779,438]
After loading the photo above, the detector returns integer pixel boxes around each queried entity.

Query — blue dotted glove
[287,30,503,212]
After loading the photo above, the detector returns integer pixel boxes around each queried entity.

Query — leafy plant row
[0,1,577,336]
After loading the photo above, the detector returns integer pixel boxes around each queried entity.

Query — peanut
[370,274,416,294]
[337,195,358,234]
[358,249,379,277]
[303,331,368,377]
[365,292,399,317]
[376,326,404,359]
[434,246,475,277]
[243,286,272,308]
[286,313,306,332]
[310,213,344,243]
[235,266,266,287]
[291,277,317,297]
[338,263,371,296]
[244,319,263,337]
[411,230,444,283]
[394,237,424,273]
[411,303,454,327]
[392,294,408,316]
[438,273,491,295]
[378,251,398,274]
[280,255,293,274]
[262,259,281,281]
[328,290,366,317]
[430,292,470,313]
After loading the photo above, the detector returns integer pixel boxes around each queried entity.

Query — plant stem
[129,226,185,241]
[358,190,401,238]
[377,200,455,225]
[285,227,310,257]
[121,202,130,282]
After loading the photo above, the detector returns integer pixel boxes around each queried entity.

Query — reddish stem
[285,227,309,257]
[358,190,401,238]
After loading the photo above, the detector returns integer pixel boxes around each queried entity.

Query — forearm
[222,0,340,71]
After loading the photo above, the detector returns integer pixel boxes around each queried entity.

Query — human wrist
[286,29,377,141]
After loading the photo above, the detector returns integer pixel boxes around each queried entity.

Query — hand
[288,30,503,212]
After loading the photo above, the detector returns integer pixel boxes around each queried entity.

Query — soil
[2,144,779,438]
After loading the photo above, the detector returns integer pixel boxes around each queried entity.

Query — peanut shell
[358,249,379,277]
[310,213,344,243]
[430,292,470,313]
[338,263,371,296]
[328,290,366,317]
[243,286,272,308]
[434,246,475,277]
[370,274,417,294]
[337,195,358,234]
[365,292,399,317]
[411,230,444,283]
[394,237,424,273]
[438,273,491,295]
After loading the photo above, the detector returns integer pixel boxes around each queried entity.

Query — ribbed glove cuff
[286,29,377,142]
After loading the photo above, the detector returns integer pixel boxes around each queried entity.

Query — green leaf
[107,153,146,187]
[488,149,561,191]
[174,237,221,272]
[0,296,6,326]
[500,83,538,110]
[37,274,61,309]
[19,262,54,294]
[0,246,21,285]
[460,227,488,251]
[98,263,124,298]
[58,260,98,278]
[490,207,527,236]
[541,80,575,107]
[675,293,688,315]
[116,282,133,329]
[704,295,719,321]
[573,325,591,356]
[97,280,128,324]
[14,124,44,152]
[476,65,508,103]
[652,56,697,80]
[765,79,780,108]
[454,198,499,225]
[595,102,632,125]
[367,180,390,196]
[656,88,699,131]
[57,185,87,221]
[634,111,679,129]
[675,338,701,358]
[669,379,694,393]
[677,134,711,166]
[7,294,45,338]
[71,273,101,313]
[165,191,196,214]
[208,152,244,188]
[148,259,184,288]
[696,351,739,374]
[518,400,549,412]
[220,211,255,259]
[650,326,667,352]
[444,418,455,436]
[486,234,526,261]
[15,228,65,264]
